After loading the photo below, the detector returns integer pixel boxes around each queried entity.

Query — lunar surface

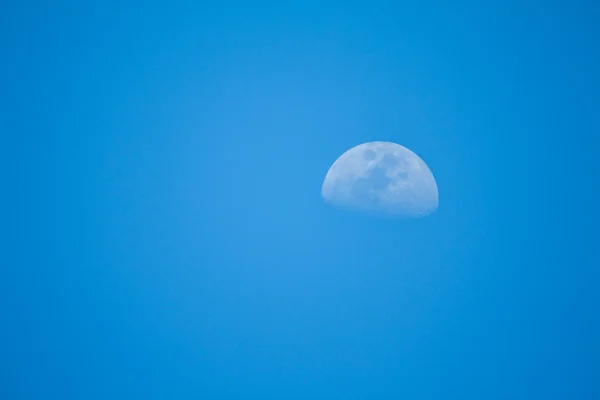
[321,141,438,218]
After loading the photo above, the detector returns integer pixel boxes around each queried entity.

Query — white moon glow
[321,141,438,218]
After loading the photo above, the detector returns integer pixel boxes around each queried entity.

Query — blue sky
[2,1,598,398]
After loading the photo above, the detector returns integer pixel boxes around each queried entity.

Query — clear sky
[2,1,598,398]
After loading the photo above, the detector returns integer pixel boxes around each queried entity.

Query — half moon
[321,141,438,218]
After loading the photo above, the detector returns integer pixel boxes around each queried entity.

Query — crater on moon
[363,149,377,161]
[321,141,438,218]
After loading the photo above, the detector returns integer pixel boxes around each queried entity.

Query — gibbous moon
[321,141,438,218]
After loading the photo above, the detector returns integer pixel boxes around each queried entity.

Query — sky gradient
[2,1,598,398]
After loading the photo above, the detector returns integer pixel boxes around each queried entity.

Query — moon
[321,141,438,218]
